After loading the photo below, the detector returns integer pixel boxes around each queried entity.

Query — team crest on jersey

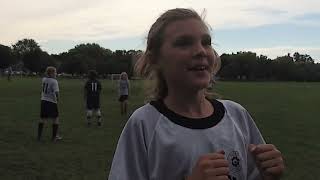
[227,150,242,173]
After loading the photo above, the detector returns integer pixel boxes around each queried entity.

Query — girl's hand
[186,150,229,180]
[249,144,285,180]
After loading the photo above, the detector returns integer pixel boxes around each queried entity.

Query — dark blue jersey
[85,79,102,99]
[85,79,102,109]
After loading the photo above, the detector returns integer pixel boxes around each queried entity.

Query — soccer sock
[37,123,44,140]
[87,116,91,125]
[52,124,59,140]
[97,116,102,126]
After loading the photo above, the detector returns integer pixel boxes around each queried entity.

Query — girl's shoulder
[216,99,249,116]
[124,103,162,137]
[217,99,246,110]
[129,103,160,123]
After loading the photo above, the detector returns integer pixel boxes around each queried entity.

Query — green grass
[0,77,319,180]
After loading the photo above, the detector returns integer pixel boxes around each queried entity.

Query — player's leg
[93,98,102,126]
[87,99,95,126]
[123,95,128,115]
[50,102,61,142]
[95,109,102,126]
[38,100,47,141]
[123,100,127,115]
[52,118,62,142]
[121,102,125,115]
[119,96,124,115]
[87,110,93,126]
[37,118,46,141]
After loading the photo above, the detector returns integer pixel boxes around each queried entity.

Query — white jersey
[41,77,59,103]
[108,99,265,180]
[118,79,129,96]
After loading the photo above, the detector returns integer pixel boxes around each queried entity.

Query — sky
[1,0,320,62]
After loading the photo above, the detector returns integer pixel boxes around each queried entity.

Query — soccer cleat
[53,135,63,142]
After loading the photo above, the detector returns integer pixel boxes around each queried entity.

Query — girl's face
[157,18,215,92]
[121,74,127,80]
[49,70,57,78]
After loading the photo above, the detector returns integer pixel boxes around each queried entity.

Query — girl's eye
[173,37,193,47]
[202,37,212,46]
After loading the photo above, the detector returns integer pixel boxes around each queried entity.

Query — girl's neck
[163,89,213,119]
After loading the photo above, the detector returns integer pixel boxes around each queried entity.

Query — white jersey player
[108,8,285,180]
[118,72,130,115]
[37,66,62,142]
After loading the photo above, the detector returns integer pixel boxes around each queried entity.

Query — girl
[38,66,62,142]
[109,8,285,180]
[84,70,102,126]
[118,72,130,115]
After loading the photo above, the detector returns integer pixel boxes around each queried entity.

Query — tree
[236,51,257,80]
[255,55,273,80]
[219,52,257,80]
[68,43,111,62]
[219,53,241,80]
[0,44,17,69]
[12,39,41,61]
[59,54,89,75]
[293,52,314,64]
[273,55,295,81]
[57,44,138,76]
[23,49,56,73]
[58,43,112,75]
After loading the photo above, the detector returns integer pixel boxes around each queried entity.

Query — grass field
[0,77,319,180]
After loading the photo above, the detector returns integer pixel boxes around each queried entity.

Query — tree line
[1,38,319,81]
[0,39,140,78]
[218,52,320,81]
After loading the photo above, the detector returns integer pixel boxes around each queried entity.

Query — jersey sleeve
[242,109,265,180]
[243,110,265,145]
[108,116,149,180]
[222,100,265,180]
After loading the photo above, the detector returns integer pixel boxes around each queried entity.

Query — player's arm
[118,80,121,96]
[84,82,88,101]
[54,80,60,102]
[98,81,102,92]
[55,92,59,102]
[128,80,130,94]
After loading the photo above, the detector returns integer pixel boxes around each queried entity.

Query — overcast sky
[1,0,320,61]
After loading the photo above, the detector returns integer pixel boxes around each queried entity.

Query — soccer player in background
[7,66,12,81]
[118,72,130,115]
[37,66,62,142]
[84,70,102,126]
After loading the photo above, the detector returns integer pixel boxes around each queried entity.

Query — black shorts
[40,100,59,118]
[86,96,100,110]
[118,95,128,102]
